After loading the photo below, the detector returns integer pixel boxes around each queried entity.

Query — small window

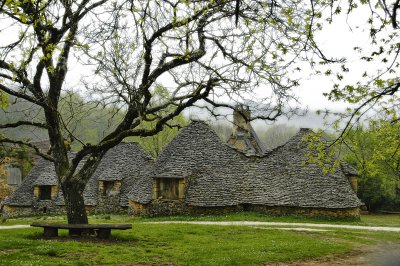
[39,186,52,200]
[157,179,180,200]
[103,181,115,196]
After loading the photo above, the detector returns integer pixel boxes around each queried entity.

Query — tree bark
[61,180,88,224]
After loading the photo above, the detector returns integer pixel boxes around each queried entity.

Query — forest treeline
[0,94,299,154]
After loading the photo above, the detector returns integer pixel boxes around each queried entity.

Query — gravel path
[0,225,30,229]
[146,221,400,232]
[1,221,400,232]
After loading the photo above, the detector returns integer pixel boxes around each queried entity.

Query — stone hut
[2,158,63,216]
[242,128,361,217]
[2,142,153,217]
[128,121,362,218]
[128,120,249,215]
[93,142,154,212]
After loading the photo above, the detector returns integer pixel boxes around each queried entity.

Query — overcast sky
[1,4,383,130]
[297,6,373,109]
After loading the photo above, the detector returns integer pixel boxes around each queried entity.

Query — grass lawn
[0,213,399,265]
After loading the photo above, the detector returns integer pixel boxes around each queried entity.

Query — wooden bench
[31,222,132,239]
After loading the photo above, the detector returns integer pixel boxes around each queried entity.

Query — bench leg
[43,227,58,237]
[97,229,111,239]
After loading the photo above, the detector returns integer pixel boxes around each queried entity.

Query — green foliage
[130,118,187,158]
[0,94,122,151]
[126,86,188,157]
[301,130,339,175]
[323,2,400,141]
[343,119,400,211]
[57,92,125,150]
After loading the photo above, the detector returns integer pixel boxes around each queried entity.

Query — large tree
[0,0,337,224]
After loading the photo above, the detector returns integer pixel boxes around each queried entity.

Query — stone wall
[129,199,188,216]
[1,203,66,218]
[32,199,64,215]
[0,159,13,199]
[128,199,360,219]
[96,195,126,213]
[248,205,360,219]
[129,199,242,217]
[96,180,126,213]
[2,205,34,217]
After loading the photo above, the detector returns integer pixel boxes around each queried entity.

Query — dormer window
[34,185,57,200]
[103,181,114,196]
[99,180,121,196]
[153,178,185,200]
[38,185,52,200]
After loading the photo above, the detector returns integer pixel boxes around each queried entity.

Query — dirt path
[146,221,400,232]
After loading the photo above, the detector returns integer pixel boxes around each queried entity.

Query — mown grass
[0,213,399,265]
[0,224,353,266]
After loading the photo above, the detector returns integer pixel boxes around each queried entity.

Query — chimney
[228,105,265,155]
[232,105,251,136]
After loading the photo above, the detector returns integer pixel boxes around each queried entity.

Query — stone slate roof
[340,162,358,176]
[55,142,153,207]
[113,143,153,206]
[33,161,58,186]
[131,123,362,209]
[244,128,362,209]
[3,158,50,206]
[5,142,153,207]
[95,142,152,181]
[129,121,249,205]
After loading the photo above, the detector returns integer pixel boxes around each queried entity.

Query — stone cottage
[127,119,362,218]
[2,109,361,218]
[2,142,153,217]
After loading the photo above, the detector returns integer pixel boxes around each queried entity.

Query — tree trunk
[61,180,88,224]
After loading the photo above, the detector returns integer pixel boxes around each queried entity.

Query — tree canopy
[342,117,400,211]
[321,1,400,141]
[0,0,342,223]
